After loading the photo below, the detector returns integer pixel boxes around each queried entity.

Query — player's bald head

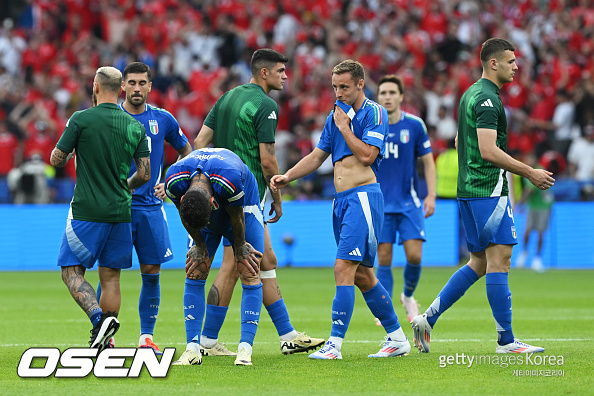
[95,66,123,94]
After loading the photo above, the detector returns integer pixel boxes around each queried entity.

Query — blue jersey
[317,98,388,175]
[377,111,432,213]
[164,148,257,235]
[119,103,189,208]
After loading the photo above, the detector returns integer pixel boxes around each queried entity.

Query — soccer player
[50,66,150,351]
[375,75,436,323]
[164,148,264,366]
[271,60,411,359]
[411,38,555,354]
[194,48,323,356]
[116,62,192,353]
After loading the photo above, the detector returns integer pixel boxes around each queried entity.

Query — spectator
[7,153,51,204]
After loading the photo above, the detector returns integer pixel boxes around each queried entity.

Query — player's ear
[148,81,152,92]
[261,67,268,80]
[490,58,498,71]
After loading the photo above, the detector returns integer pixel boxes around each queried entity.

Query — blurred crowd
[1,0,593,204]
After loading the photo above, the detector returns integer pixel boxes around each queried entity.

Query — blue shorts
[333,183,384,268]
[132,206,174,265]
[379,208,426,245]
[57,219,133,269]
[458,196,518,252]
[188,205,265,258]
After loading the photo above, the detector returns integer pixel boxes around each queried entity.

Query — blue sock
[89,308,103,327]
[266,299,294,336]
[139,273,160,335]
[96,281,101,303]
[403,262,422,297]
[363,282,401,333]
[240,283,263,346]
[486,272,514,345]
[330,285,355,338]
[202,304,229,340]
[183,279,206,344]
[376,266,394,299]
[426,265,479,328]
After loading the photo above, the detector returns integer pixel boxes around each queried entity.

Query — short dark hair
[250,49,288,77]
[378,75,404,95]
[480,38,515,65]
[180,188,212,230]
[123,62,152,81]
[332,59,365,83]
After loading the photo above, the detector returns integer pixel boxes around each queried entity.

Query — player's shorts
[379,207,426,245]
[333,183,384,268]
[132,206,173,265]
[526,208,551,233]
[57,219,132,269]
[458,196,517,252]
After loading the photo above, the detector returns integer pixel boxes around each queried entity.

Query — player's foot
[411,313,432,353]
[516,251,527,269]
[531,256,544,273]
[374,318,382,327]
[200,342,237,356]
[495,339,545,353]
[89,314,120,352]
[308,341,342,360]
[280,332,325,354]
[172,349,202,365]
[139,337,162,356]
[234,347,252,366]
[368,336,411,357]
[400,293,420,322]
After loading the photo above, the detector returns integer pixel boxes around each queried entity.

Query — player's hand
[154,183,166,199]
[185,245,210,280]
[270,175,289,192]
[333,105,351,130]
[423,195,436,218]
[528,168,555,190]
[268,199,282,223]
[235,242,262,276]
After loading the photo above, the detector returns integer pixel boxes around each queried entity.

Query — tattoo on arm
[50,148,72,167]
[129,156,151,190]
[264,142,275,156]
[61,266,100,315]
[207,285,220,305]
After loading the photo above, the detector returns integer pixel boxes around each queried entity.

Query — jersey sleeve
[361,104,388,150]
[164,112,189,151]
[164,164,193,204]
[253,97,278,143]
[55,111,81,153]
[133,123,150,158]
[475,93,501,130]
[316,114,333,153]
[210,168,245,207]
[414,118,432,156]
[204,94,223,130]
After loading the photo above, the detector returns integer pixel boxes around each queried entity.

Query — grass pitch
[1,267,592,395]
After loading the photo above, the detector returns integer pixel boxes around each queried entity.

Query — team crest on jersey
[511,226,517,239]
[149,120,159,135]
[400,130,410,143]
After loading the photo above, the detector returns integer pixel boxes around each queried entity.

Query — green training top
[56,103,150,222]
[204,83,278,200]
[457,78,509,198]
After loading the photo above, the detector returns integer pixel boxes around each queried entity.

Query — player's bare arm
[225,205,262,277]
[270,147,330,192]
[154,142,193,199]
[477,128,555,190]
[50,147,75,167]
[333,106,379,166]
[194,125,214,149]
[421,152,436,218]
[259,141,283,223]
[128,156,151,191]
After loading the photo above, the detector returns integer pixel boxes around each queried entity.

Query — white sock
[139,333,153,345]
[387,327,407,342]
[279,330,298,341]
[328,336,343,350]
[187,342,201,354]
[200,335,217,348]
[237,342,252,354]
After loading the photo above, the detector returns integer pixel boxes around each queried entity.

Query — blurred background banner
[1,200,591,271]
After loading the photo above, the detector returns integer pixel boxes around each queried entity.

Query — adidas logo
[184,315,195,321]
[268,111,277,120]
[164,248,172,258]
[481,99,494,107]
[332,319,345,326]
[348,247,361,256]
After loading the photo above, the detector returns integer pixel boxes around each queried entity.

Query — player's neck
[122,100,145,115]
[250,78,271,95]
[481,71,504,89]
[388,108,401,124]
[352,93,366,112]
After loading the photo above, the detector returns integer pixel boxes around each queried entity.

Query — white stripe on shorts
[66,219,93,263]
[244,204,264,226]
[357,191,377,250]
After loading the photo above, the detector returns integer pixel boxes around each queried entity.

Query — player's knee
[407,253,422,265]
[260,249,278,271]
